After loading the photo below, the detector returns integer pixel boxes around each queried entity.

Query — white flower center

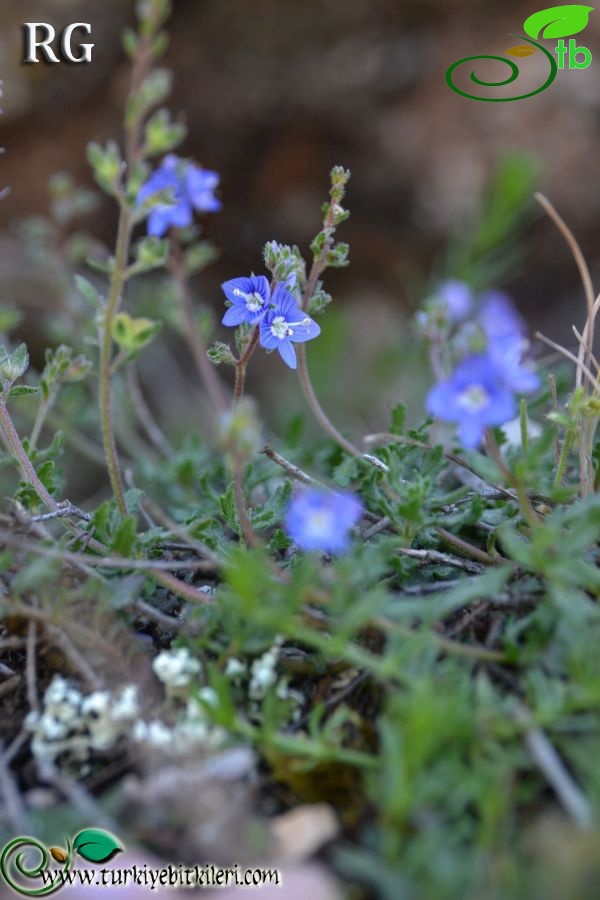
[270,315,310,340]
[233,288,265,313]
[308,510,334,537]
[456,384,490,413]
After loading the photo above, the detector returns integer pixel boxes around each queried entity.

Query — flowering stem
[0,397,57,510]
[169,240,229,413]
[233,326,260,406]
[99,208,132,515]
[296,189,361,457]
[97,29,158,515]
[296,345,361,457]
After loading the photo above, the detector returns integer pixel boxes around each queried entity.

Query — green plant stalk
[297,202,361,457]
[98,19,158,514]
[30,387,57,450]
[296,345,361,457]
[554,430,573,488]
[99,207,132,515]
[519,398,529,455]
[0,396,57,509]
[233,461,263,548]
[484,428,540,528]
[233,326,260,406]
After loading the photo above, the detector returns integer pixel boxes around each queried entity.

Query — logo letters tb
[22,22,94,64]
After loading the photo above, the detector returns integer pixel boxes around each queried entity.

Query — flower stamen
[232,288,266,313]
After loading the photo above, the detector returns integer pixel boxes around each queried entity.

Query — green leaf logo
[523,5,594,40]
[73,829,122,864]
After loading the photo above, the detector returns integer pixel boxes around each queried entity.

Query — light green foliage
[0,343,29,386]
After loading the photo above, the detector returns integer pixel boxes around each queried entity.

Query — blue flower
[137,154,221,237]
[478,291,539,394]
[437,280,473,321]
[284,489,363,554]
[479,291,524,339]
[221,275,271,326]
[426,354,516,448]
[259,285,320,369]
[488,334,540,394]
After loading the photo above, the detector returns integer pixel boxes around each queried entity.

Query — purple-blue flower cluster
[424,283,540,448]
[284,489,363,554]
[137,154,221,237]
[221,276,320,369]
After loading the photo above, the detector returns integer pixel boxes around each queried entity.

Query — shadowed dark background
[1,0,599,440]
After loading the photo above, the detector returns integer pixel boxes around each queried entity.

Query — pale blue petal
[259,320,279,350]
[458,417,485,448]
[278,339,297,369]
[168,199,193,229]
[222,305,248,327]
[147,206,174,237]
[426,382,459,421]
[291,318,320,343]
[484,390,516,426]
[271,284,299,319]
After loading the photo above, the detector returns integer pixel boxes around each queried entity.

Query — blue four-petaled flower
[284,488,363,554]
[426,354,517,448]
[221,275,271,326]
[137,154,221,237]
[259,285,320,369]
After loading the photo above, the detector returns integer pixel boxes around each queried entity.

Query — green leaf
[126,69,172,127]
[73,828,122,864]
[143,108,186,156]
[250,481,292,530]
[133,236,169,273]
[390,402,406,436]
[523,5,594,39]
[75,275,103,309]
[112,312,162,354]
[111,515,138,557]
[0,343,29,385]
[208,342,236,367]
[7,385,40,398]
[219,483,239,533]
[124,488,145,514]
[87,141,123,196]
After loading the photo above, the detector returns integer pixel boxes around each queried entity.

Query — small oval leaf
[506,45,538,56]
[73,829,122,864]
[523,4,594,40]
[49,847,68,863]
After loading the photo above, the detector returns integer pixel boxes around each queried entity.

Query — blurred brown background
[1,0,599,434]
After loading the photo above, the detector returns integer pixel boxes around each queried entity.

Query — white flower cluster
[128,647,226,753]
[226,641,303,717]
[25,676,139,766]
[152,647,201,690]
[133,688,226,754]
[26,641,303,769]
[249,637,283,701]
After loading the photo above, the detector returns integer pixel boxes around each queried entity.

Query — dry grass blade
[534,332,598,393]
[535,193,595,392]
